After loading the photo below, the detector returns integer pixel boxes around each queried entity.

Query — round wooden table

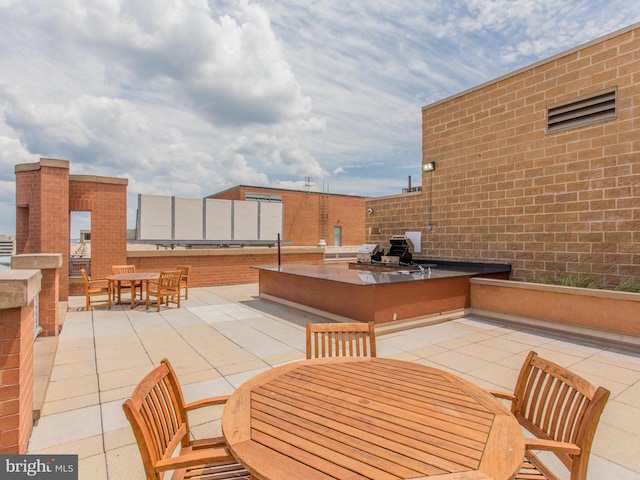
[105,272,159,309]
[223,357,524,480]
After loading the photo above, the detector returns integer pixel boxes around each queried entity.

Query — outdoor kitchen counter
[253,262,511,286]
[254,262,511,324]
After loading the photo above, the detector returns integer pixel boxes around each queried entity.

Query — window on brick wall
[547,87,617,133]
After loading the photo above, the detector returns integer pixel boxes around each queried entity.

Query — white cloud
[1,0,640,234]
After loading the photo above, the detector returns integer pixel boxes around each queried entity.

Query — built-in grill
[356,244,383,263]
[381,235,413,265]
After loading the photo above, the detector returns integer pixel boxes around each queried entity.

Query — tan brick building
[367,23,640,286]
[209,185,366,247]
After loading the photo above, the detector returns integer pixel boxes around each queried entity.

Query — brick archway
[15,158,128,300]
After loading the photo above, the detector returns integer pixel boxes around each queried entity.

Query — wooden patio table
[105,272,159,309]
[222,357,524,480]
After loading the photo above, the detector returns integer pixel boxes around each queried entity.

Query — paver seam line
[89,307,110,477]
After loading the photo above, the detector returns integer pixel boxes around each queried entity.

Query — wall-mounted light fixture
[423,161,436,231]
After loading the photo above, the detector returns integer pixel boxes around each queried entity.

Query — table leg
[130,283,136,309]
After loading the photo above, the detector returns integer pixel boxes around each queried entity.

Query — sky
[1,1,640,236]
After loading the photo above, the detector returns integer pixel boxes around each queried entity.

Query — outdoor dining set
[120,321,610,480]
[80,264,191,311]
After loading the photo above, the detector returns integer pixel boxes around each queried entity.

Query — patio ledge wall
[469,278,640,348]
[0,270,41,453]
[68,246,325,296]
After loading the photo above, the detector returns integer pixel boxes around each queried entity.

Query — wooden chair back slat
[111,265,142,302]
[112,264,136,274]
[306,322,376,359]
[124,359,250,480]
[146,270,182,311]
[80,268,111,310]
[160,270,182,289]
[176,265,191,299]
[510,351,610,479]
[123,361,190,480]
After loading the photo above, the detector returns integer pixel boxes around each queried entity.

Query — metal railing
[69,258,91,276]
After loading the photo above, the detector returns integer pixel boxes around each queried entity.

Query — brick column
[11,254,62,337]
[15,159,70,300]
[0,270,41,453]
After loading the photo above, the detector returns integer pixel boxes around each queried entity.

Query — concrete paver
[28,283,640,480]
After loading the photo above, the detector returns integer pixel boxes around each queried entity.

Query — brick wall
[209,186,366,246]
[69,176,128,280]
[367,25,640,287]
[15,160,129,300]
[0,307,30,453]
[15,159,70,298]
[126,248,325,288]
[0,269,40,454]
[11,255,62,337]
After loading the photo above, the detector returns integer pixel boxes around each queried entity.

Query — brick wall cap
[0,270,41,309]
[11,254,63,270]
[470,278,640,302]
[367,191,423,202]
[70,174,128,186]
[127,246,324,258]
[14,158,69,173]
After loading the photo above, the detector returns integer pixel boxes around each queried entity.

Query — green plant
[558,275,601,289]
[530,272,602,289]
[531,272,555,284]
[614,278,640,293]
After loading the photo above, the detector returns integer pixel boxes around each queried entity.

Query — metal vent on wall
[547,88,617,133]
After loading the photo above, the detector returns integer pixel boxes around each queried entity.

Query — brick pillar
[69,176,128,281]
[0,270,41,453]
[15,159,70,301]
[11,254,62,337]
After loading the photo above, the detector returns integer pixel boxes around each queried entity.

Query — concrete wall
[367,24,640,286]
[137,194,285,243]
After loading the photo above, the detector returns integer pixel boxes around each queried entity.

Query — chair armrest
[89,279,111,289]
[184,395,230,411]
[191,436,226,449]
[525,437,582,455]
[155,447,236,472]
[488,390,516,402]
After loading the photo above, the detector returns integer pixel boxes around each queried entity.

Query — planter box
[469,278,640,347]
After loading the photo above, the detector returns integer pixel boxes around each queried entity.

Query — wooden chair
[111,264,142,304]
[123,359,251,480]
[146,270,182,312]
[306,321,376,359]
[80,268,111,310]
[177,264,192,300]
[491,351,610,480]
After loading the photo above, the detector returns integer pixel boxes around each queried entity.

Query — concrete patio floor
[28,283,640,480]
